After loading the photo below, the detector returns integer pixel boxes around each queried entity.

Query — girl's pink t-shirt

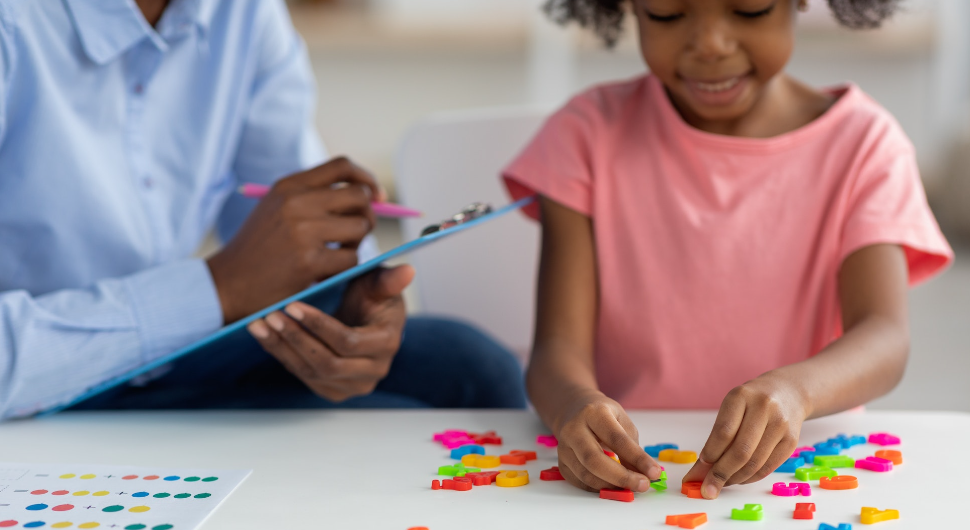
[503,74,953,409]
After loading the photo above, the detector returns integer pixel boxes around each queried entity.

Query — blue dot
[132,491,150,497]
[24,522,46,528]
[26,504,48,511]
[163,476,180,481]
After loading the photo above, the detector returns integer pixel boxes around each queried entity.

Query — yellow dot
[52,523,74,528]
[92,491,109,497]
[72,490,90,496]
[79,474,96,480]
[128,506,150,513]
[60,474,76,479]
[79,524,100,529]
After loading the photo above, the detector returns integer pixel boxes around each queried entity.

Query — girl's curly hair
[543,0,901,47]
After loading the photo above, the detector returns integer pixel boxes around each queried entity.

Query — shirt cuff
[122,259,224,362]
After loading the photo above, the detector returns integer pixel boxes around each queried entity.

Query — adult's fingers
[265,311,388,379]
[289,184,375,220]
[702,406,770,499]
[284,156,379,197]
[284,302,400,360]
[557,446,614,493]
[247,318,316,380]
[588,412,662,481]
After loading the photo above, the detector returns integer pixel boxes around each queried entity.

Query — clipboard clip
[420,202,493,236]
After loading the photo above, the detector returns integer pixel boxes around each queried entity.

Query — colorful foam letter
[771,482,811,497]
[496,470,529,487]
[874,450,902,465]
[867,433,900,446]
[645,443,679,458]
[794,503,816,520]
[860,507,899,524]
[450,445,485,459]
[813,455,855,469]
[665,513,708,529]
[731,504,764,521]
[819,475,858,490]
[775,456,805,473]
[599,488,634,502]
[855,457,893,472]
[795,466,837,481]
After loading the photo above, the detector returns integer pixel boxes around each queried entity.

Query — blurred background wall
[283,0,970,411]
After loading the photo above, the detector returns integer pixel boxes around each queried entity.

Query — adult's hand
[207,156,380,323]
[246,265,414,402]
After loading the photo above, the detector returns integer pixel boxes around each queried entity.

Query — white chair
[394,106,551,361]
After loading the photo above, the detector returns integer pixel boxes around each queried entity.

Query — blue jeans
[70,317,527,410]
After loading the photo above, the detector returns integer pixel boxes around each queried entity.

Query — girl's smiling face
[633,0,802,132]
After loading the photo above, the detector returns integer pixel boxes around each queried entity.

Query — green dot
[152,493,170,498]
[103,505,124,512]
[152,526,174,530]
[173,493,191,499]
[183,477,200,482]
[125,525,147,530]
[201,477,218,482]
[193,493,211,499]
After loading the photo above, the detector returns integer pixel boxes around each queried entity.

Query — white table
[0,410,964,529]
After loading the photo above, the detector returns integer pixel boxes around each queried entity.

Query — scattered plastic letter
[731,504,764,521]
[855,457,893,473]
[681,481,704,499]
[794,503,816,520]
[795,466,837,481]
[650,470,669,492]
[771,482,811,497]
[496,470,529,487]
[812,443,842,456]
[860,507,899,524]
[468,431,502,445]
[665,513,708,528]
[437,463,480,477]
[813,455,855,469]
[792,447,815,458]
[536,435,558,447]
[599,488,634,502]
[645,443,679,458]
[465,471,500,486]
[659,450,697,463]
[874,450,902,465]
[461,454,501,468]
[775,456,805,473]
[819,475,858,490]
[450,445,485,459]
[539,467,564,481]
[867,433,900,446]
[441,477,473,491]
[819,524,852,530]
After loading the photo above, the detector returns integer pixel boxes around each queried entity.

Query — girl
[503,0,953,499]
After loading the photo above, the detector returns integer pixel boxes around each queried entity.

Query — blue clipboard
[43,196,535,415]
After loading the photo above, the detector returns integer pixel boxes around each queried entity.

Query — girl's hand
[555,391,664,493]
[683,374,808,499]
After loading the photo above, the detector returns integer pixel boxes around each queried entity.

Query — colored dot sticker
[151,526,173,530]
[162,476,179,482]
[51,523,73,528]
[31,490,49,495]
[128,507,149,513]
[52,505,74,512]
[193,493,211,499]
[183,477,200,482]
[102,506,123,513]
[143,476,159,481]
[0,522,17,528]
[125,526,146,530]
[131,492,149,498]
[92,492,109,497]
[78,524,100,529]
[122,475,138,480]
[201,477,218,482]
[27,504,48,511]
[24,522,46,528]
[79,475,95,480]
[152,493,170,498]
[59,474,76,479]
[72,492,89,497]
[52,491,69,496]
[173,493,191,499]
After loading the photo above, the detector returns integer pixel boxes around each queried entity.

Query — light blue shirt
[0,0,375,418]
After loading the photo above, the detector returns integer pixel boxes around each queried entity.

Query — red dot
[0,521,17,528]
[52,490,69,495]
[30,490,48,495]
[52,504,74,512]
[122,475,138,480]
[143,475,159,480]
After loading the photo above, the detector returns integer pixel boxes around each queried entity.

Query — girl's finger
[568,421,650,492]
[741,433,799,485]
[557,446,613,492]
[703,405,770,499]
[588,412,662,481]
[725,420,785,486]
[697,390,747,467]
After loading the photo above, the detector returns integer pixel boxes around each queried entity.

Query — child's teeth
[697,77,740,92]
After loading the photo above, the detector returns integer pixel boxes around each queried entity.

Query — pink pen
[237,183,422,218]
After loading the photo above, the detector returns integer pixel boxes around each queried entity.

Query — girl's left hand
[682,374,809,499]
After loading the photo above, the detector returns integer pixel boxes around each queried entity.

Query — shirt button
[134,84,144,94]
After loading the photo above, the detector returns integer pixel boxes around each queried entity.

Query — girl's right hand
[555,391,664,492]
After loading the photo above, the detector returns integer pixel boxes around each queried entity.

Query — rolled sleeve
[123,258,224,362]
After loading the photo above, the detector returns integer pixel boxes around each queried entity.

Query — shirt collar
[64,0,216,65]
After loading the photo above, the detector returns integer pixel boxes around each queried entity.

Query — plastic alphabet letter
[650,470,669,492]
[794,503,816,520]
[867,433,900,446]
[812,443,842,456]
[874,450,902,465]
[775,457,805,473]
[599,488,634,502]
[818,524,852,530]
[681,481,704,499]
[441,477,473,491]
[464,471,500,486]
[795,466,837,481]
[539,467,565,481]
[468,431,502,445]
[437,463,480,477]
[860,507,899,524]
[771,482,811,497]
[645,443,679,458]
[536,435,558,447]
[819,475,859,490]
[813,455,855,469]
[496,470,529,487]
[450,445,485,460]
[665,513,708,528]
[731,504,764,521]
[855,457,893,473]
[461,454,501,468]
[659,450,698,464]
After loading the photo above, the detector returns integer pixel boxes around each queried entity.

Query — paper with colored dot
[0,463,249,530]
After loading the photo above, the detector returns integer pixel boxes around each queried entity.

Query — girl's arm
[529,196,662,493]
[684,243,909,499]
